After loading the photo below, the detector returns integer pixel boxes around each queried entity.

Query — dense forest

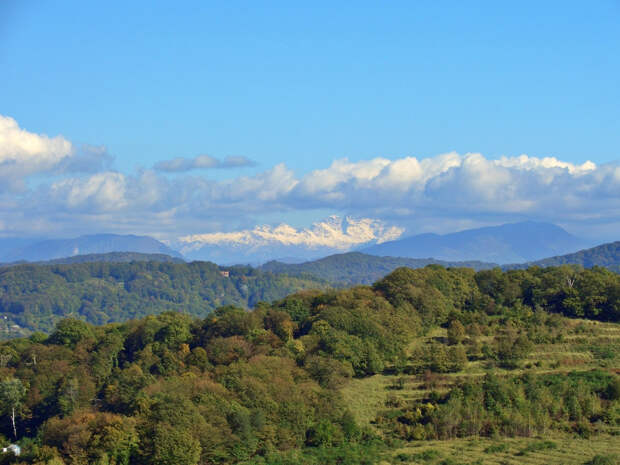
[264,241,620,286]
[0,261,327,336]
[261,252,496,285]
[507,241,620,273]
[0,264,616,464]
[1,260,620,339]
[33,252,186,266]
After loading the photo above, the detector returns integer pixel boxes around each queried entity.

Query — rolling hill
[37,251,185,265]
[0,260,327,336]
[261,251,496,285]
[506,241,620,272]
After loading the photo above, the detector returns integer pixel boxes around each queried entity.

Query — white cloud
[224,163,297,203]
[50,172,128,211]
[496,154,596,174]
[287,153,613,219]
[4,150,620,241]
[0,115,73,168]
[0,116,114,193]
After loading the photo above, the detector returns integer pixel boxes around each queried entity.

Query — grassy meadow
[341,319,620,465]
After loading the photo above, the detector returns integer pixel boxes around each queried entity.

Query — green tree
[151,423,201,465]
[48,318,94,348]
[447,320,466,345]
[0,378,26,439]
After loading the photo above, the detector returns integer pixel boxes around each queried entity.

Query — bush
[516,440,557,456]
[583,455,619,465]
[412,449,441,462]
[605,377,620,401]
[484,443,508,453]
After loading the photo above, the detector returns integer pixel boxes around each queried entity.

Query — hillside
[1,234,183,262]
[261,252,496,285]
[0,264,617,464]
[0,261,327,336]
[2,251,185,266]
[506,241,620,272]
[362,221,590,264]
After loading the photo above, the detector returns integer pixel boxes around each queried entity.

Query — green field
[341,319,620,465]
[388,435,619,465]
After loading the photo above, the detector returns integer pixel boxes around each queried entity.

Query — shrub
[583,455,619,465]
[516,440,557,456]
[484,443,508,453]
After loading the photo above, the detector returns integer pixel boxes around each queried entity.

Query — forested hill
[261,252,496,285]
[0,261,327,336]
[0,265,617,464]
[505,241,620,272]
[2,251,186,266]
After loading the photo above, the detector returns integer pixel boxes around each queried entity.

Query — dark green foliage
[494,326,533,368]
[0,310,364,464]
[379,370,620,440]
[0,261,327,335]
[409,343,468,374]
[507,241,620,273]
[583,455,620,465]
[48,318,94,347]
[32,251,186,265]
[483,443,508,453]
[262,252,496,286]
[412,449,441,461]
[0,260,618,341]
[241,438,384,465]
[447,320,466,345]
[515,440,557,456]
[0,262,617,464]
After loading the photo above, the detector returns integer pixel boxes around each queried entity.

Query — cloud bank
[154,154,256,172]
[1,114,619,244]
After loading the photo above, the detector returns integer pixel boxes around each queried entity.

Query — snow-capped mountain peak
[177,216,404,264]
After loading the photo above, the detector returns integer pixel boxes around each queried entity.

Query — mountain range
[0,221,603,267]
[176,216,404,264]
[0,234,182,263]
[362,221,591,264]
[0,236,618,337]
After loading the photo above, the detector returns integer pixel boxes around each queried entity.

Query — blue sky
[1,1,619,247]
[3,1,619,172]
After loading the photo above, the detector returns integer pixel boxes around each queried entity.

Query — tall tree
[0,378,26,439]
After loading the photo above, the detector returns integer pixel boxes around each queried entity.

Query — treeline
[506,241,620,273]
[261,252,495,285]
[0,261,327,334]
[0,264,616,463]
[3,259,618,340]
[34,252,185,265]
[472,265,619,321]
